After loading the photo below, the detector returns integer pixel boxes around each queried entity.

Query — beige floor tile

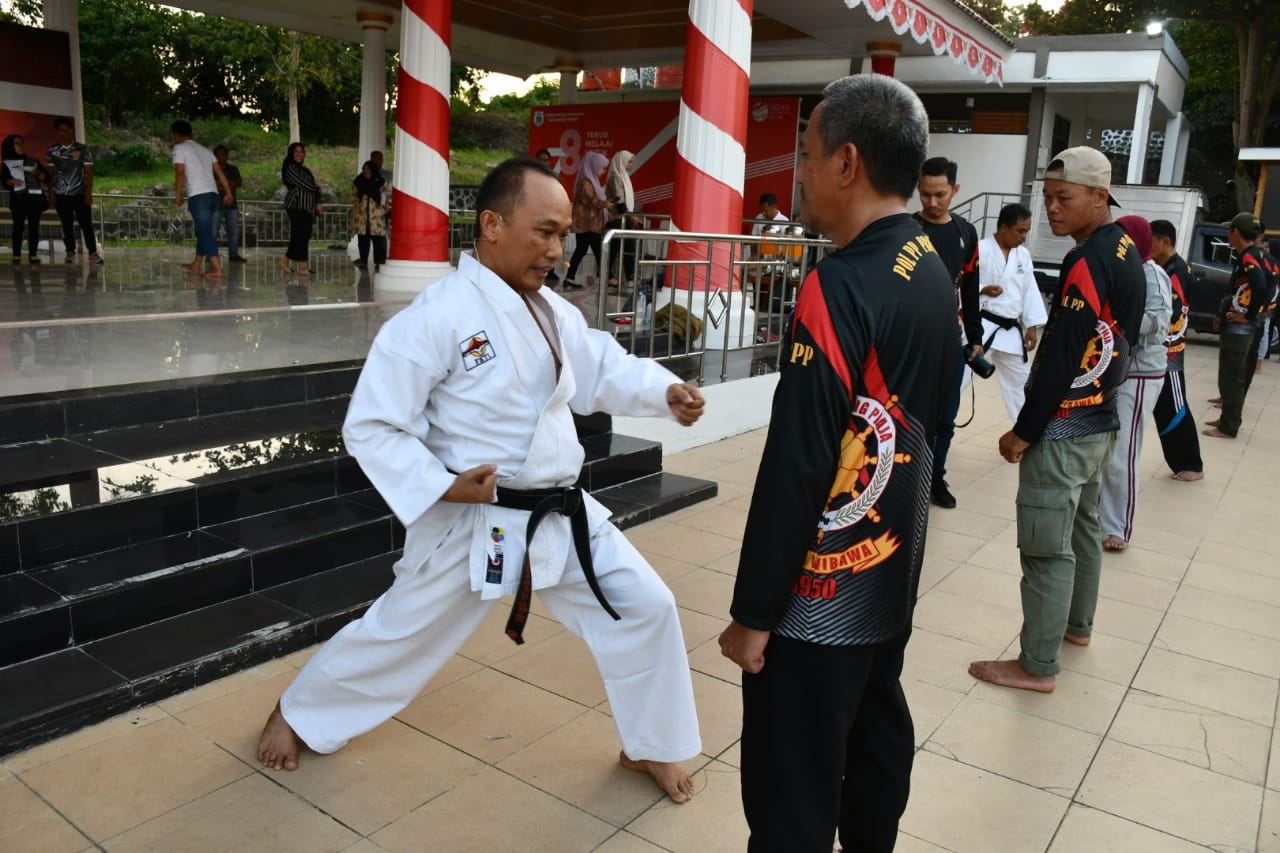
[1261,788,1280,853]
[925,506,1014,541]
[916,558,959,595]
[666,568,735,619]
[1048,803,1208,853]
[687,635,741,685]
[1079,740,1262,850]
[642,552,702,584]
[626,523,741,568]
[701,547,740,577]
[690,671,745,758]
[491,629,608,707]
[340,842,388,853]
[964,536,1024,576]
[458,606,565,666]
[929,562,1022,607]
[911,588,1021,648]
[592,831,669,852]
[902,627,1007,694]
[171,670,297,759]
[970,668,1128,736]
[901,750,1068,853]
[0,777,91,853]
[893,832,953,852]
[1154,612,1280,679]
[395,668,587,763]
[698,460,763,488]
[924,695,1100,796]
[903,678,965,747]
[1184,558,1280,607]
[3,705,169,773]
[677,605,728,652]
[497,709,700,827]
[1108,690,1270,785]
[715,741,741,768]
[280,646,320,668]
[626,760,748,853]
[661,449,725,477]
[669,503,748,541]
[1193,535,1276,567]
[259,718,484,836]
[1097,567,1179,611]
[1169,585,1280,640]
[370,765,614,852]
[1090,596,1165,644]
[1133,647,1277,726]
[1117,534,1198,570]
[1271,726,1280,792]
[921,528,989,565]
[19,717,250,841]
[103,772,358,852]
[1057,630,1149,686]
[157,657,296,714]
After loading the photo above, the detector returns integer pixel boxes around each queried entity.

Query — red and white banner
[529,97,800,232]
[846,0,1006,84]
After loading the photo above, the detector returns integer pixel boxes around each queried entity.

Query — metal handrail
[594,226,833,385]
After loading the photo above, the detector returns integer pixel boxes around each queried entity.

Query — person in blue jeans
[212,146,245,262]
[171,120,233,279]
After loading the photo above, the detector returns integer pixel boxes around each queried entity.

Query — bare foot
[1207,396,1222,405]
[278,257,293,273]
[1202,427,1235,439]
[181,261,201,273]
[1063,632,1091,646]
[1102,535,1127,551]
[257,701,301,771]
[1171,470,1204,482]
[968,659,1056,693]
[619,751,694,803]
[1205,419,1220,428]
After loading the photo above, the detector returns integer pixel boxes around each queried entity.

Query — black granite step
[594,471,719,529]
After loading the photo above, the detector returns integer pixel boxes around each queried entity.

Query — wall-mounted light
[1146,21,1164,37]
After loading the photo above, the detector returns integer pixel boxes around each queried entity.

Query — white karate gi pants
[1098,375,1163,542]
[990,349,1031,423]
[279,521,701,763]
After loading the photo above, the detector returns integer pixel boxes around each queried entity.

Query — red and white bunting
[846,0,1005,85]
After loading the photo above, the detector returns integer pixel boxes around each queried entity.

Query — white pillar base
[373,259,455,297]
[655,287,756,350]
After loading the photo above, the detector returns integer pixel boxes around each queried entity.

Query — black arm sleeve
[960,221,983,347]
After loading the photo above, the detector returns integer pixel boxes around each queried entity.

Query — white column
[43,0,84,139]
[357,12,392,174]
[1127,81,1155,184]
[557,68,580,104]
[1159,111,1189,185]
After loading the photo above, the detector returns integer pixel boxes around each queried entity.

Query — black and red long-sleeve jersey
[1230,246,1278,322]
[914,211,982,348]
[1013,222,1145,444]
[730,213,957,645]
[1163,253,1193,372]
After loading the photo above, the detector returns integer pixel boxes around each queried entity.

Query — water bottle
[635,287,649,331]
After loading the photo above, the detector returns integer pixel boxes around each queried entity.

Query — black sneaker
[931,479,957,509]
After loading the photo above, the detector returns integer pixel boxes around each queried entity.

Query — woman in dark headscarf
[280,142,324,275]
[350,160,387,270]
[2,134,50,263]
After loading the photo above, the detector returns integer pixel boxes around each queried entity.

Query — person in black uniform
[719,74,957,853]
[969,147,1144,693]
[914,156,983,508]
[1149,219,1204,480]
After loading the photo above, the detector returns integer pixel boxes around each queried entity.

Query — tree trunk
[287,35,301,143]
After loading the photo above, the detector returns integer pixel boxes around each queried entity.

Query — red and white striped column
[378,0,454,292]
[667,0,753,294]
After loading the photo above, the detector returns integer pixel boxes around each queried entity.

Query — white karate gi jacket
[977,236,1047,355]
[343,252,680,599]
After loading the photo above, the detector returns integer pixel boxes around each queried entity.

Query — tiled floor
[4,337,1279,852]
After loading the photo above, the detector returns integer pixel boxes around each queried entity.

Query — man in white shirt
[171,120,233,279]
[257,157,707,804]
[750,193,790,237]
[977,203,1048,422]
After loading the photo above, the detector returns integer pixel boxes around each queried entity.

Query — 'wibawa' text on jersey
[731,214,957,646]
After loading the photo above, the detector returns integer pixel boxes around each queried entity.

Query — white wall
[915,134,1030,202]
[614,372,779,456]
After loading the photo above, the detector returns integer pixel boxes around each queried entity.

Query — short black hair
[921,156,958,185]
[170,120,193,137]
[534,148,551,159]
[997,203,1032,229]
[475,158,558,226]
[815,75,929,199]
[759,193,778,206]
[213,145,228,156]
[53,116,74,130]
[1150,219,1176,244]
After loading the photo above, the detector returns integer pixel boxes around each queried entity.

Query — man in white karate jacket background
[977,203,1048,422]
[258,157,707,803]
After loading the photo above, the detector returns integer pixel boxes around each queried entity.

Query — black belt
[980,309,1027,362]
[493,484,620,644]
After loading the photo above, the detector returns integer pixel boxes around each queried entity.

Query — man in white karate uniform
[977,203,1048,422]
[258,158,706,802]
